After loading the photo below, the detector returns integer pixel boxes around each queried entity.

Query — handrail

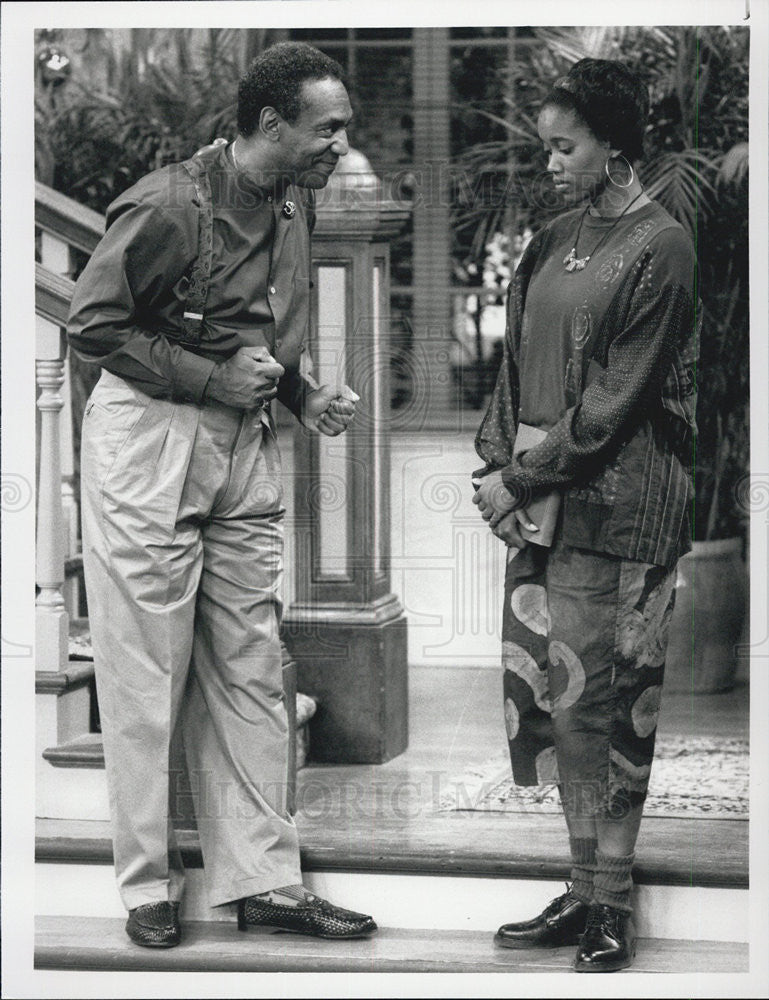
[36,264,76,326]
[35,182,104,255]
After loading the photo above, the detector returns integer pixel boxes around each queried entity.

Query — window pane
[284,36,349,76]
[355,28,413,41]
[348,47,413,176]
[390,292,414,411]
[450,45,509,152]
[449,44,514,411]
[449,27,509,40]
[289,29,348,42]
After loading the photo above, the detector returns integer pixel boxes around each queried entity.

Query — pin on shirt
[282,201,296,220]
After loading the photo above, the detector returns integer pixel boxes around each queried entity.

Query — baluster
[39,231,80,617]
[36,318,68,672]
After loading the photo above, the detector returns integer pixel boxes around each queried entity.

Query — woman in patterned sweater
[472,58,698,973]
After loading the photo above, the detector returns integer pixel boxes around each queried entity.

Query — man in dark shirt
[68,42,376,948]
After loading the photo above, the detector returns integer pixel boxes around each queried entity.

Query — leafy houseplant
[35,28,262,213]
[636,27,749,692]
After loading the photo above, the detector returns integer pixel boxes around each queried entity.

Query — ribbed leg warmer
[569,837,598,904]
[593,851,635,913]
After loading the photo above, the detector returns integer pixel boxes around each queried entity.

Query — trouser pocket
[81,371,156,491]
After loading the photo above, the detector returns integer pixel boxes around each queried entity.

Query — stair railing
[34,183,103,675]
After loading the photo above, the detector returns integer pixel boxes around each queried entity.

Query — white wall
[389,431,506,667]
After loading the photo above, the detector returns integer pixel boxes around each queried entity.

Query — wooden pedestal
[282,603,408,764]
[284,150,411,766]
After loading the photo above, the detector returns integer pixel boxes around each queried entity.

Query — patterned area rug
[437,736,748,819]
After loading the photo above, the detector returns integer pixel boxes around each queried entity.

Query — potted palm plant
[638,29,749,692]
[663,133,749,693]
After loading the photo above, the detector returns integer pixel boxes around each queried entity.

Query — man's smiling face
[279,76,353,188]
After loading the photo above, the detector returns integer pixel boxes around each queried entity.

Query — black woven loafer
[125,901,181,948]
[238,893,377,939]
[494,887,589,949]
[574,903,636,972]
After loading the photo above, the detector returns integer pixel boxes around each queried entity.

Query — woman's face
[537,103,612,204]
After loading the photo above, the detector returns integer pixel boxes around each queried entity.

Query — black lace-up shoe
[238,893,377,939]
[494,887,590,949]
[574,903,636,972]
[125,901,181,948]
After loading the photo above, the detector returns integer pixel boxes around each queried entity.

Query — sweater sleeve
[473,228,547,475]
[67,195,217,405]
[499,227,697,497]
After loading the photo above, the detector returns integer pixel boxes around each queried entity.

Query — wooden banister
[35,184,89,677]
[35,265,76,328]
[35,183,104,255]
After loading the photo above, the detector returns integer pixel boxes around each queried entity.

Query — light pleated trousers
[80,370,302,909]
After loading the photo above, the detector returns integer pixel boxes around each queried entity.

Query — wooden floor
[393,663,749,759]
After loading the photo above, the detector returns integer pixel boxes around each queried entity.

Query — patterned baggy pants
[502,536,677,820]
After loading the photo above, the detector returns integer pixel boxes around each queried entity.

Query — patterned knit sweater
[475,200,699,568]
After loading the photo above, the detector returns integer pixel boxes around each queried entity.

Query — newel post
[282,151,412,763]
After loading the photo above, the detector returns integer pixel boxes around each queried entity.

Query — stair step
[40,702,316,770]
[34,915,748,973]
[32,860,750,944]
[42,732,103,768]
[36,810,749,888]
[35,819,749,943]
[35,660,94,694]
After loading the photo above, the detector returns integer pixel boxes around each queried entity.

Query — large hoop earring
[605,154,634,189]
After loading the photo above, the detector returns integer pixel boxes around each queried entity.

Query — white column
[315,264,349,579]
[371,261,383,575]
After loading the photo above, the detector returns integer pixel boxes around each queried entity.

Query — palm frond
[459,104,539,144]
[531,26,627,64]
[718,142,749,188]
[641,150,719,235]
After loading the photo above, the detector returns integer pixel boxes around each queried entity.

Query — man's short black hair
[543,58,650,163]
[237,42,346,135]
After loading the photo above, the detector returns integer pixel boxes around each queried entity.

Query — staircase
[34,803,749,974]
[35,667,750,975]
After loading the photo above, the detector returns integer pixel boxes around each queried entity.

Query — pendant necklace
[563,191,644,272]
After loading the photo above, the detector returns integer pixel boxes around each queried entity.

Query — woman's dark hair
[238,42,346,135]
[542,58,649,162]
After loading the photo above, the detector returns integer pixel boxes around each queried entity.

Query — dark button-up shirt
[68,142,315,417]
